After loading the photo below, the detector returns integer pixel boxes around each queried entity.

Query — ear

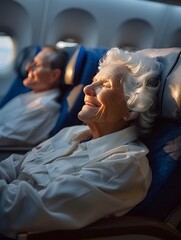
[51,69,62,81]
[123,111,139,121]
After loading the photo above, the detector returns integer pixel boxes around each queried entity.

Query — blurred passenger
[0,47,162,238]
[0,46,68,146]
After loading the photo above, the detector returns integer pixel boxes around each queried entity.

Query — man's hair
[43,45,68,71]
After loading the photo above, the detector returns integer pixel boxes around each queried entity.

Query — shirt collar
[85,126,138,161]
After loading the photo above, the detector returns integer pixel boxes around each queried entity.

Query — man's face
[23,49,55,92]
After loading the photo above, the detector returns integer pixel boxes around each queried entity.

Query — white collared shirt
[0,125,151,237]
[0,89,60,146]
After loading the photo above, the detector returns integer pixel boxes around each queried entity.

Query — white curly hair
[99,47,162,136]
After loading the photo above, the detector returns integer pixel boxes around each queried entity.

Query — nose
[83,84,96,96]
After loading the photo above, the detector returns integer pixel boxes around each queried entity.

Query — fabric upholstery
[129,118,181,220]
[138,48,181,120]
[128,48,181,220]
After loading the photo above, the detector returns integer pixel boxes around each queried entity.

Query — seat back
[129,118,181,220]
[138,47,181,120]
[129,48,181,221]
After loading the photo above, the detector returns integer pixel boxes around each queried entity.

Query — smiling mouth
[85,101,99,108]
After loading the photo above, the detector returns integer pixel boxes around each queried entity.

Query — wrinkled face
[78,64,129,126]
[23,49,56,92]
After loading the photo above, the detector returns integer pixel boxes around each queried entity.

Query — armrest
[0,146,32,152]
[0,146,32,160]
[17,215,181,240]
[166,204,181,229]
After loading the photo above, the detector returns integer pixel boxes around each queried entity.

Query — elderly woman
[0,48,162,238]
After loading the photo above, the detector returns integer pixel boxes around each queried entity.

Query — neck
[87,121,129,139]
[33,87,54,93]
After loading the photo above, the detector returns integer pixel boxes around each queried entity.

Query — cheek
[99,91,122,109]
[36,71,45,79]
[36,71,51,85]
[99,92,126,117]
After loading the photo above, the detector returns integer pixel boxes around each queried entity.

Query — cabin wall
[0,0,181,98]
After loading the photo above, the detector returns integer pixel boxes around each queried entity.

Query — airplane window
[56,39,78,48]
[0,33,14,73]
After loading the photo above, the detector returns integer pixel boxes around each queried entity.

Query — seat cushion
[129,118,181,220]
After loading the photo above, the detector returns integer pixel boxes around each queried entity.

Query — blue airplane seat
[2,47,181,240]
[24,47,181,240]
[0,45,41,108]
[127,48,181,224]
[50,46,107,136]
[128,118,181,221]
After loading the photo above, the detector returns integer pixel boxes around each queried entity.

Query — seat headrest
[137,48,181,121]
[14,45,41,79]
[63,45,86,85]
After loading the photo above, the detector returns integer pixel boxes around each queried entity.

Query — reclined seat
[14,47,181,240]
[128,48,181,221]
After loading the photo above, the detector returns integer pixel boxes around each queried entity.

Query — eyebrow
[92,75,110,82]
[92,78,99,84]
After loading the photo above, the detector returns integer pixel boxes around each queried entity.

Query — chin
[23,78,28,86]
[78,112,89,123]
[77,111,84,122]
[78,105,97,122]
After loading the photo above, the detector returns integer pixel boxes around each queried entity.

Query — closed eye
[102,81,111,88]
[92,77,112,90]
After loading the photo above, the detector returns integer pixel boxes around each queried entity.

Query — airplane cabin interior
[0,0,181,239]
